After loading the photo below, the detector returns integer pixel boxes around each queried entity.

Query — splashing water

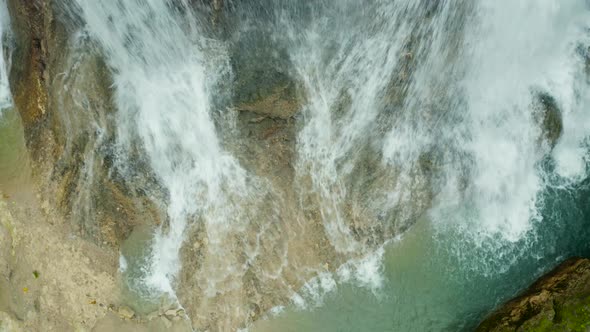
[428,0,590,266]
[257,0,590,312]
[61,0,590,329]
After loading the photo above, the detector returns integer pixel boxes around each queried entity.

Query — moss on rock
[477,258,590,332]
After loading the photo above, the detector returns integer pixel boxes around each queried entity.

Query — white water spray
[66,0,590,326]
[278,0,590,303]
[429,0,590,244]
[72,0,252,295]
[0,0,12,114]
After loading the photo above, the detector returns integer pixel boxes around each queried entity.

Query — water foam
[427,0,590,274]
[286,246,386,310]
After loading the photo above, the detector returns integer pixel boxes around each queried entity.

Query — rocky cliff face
[6,0,163,248]
[1,1,173,330]
[477,258,590,332]
[1,1,308,330]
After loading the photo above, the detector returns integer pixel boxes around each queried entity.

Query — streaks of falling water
[427,0,590,274]
[0,0,12,114]
[70,0,254,297]
[270,0,590,301]
[262,0,460,257]
[65,0,590,327]
[281,0,590,246]
[283,1,420,254]
[273,0,470,256]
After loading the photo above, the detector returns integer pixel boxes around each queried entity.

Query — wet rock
[6,0,50,145]
[7,0,165,250]
[117,305,135,320]
[235,84,300,119]
[477,257,590,332]
[230,28,301,119]
[533,91,563,150]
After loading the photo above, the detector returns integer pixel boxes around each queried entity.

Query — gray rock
[534,91,563,149]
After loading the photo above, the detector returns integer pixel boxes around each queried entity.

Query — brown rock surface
[6,0,162,248]
[477,257,590,332]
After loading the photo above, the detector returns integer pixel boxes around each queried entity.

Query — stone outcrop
[6,0,51,156]
[477,258,590,332]
[6,0,162,248]
[534,91,563,150]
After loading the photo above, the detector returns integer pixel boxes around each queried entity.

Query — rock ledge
[477,257,590,332]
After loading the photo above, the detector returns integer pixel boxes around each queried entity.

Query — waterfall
[63,0,590,328]
[268,0,590,297]
[70,0,255,296]
[278,0,590,245]
[428,0,590,251]
[0,0,12,114]
[277,0,468,256]
[286,1,429,253]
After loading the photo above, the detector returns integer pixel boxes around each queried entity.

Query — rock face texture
[6,0,163,248]
[1,1,306,330]
[477,258,590,332]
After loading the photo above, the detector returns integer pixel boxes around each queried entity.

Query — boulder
[533,92,563,150]
[477,257,590,331]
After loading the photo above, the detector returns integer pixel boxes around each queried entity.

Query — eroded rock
[7,0,164,249]
[477,257,590,332]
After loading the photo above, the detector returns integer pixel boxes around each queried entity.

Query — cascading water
[254,0,590,330]
[0,0,11,114]
[285,0,432,254]
[70,0,256,297]
[430,0,590,237]
[426,0,590,278]
[55,0,590,330]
